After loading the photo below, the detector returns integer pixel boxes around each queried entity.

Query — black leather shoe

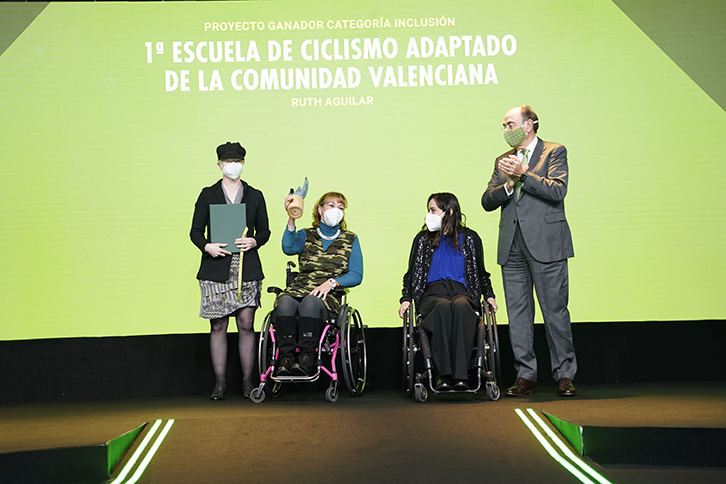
[557,378,577,397]
[243,379,255,399]
[505,377,537,396]
[274,357,293,377]
[453,380,469,391]
[434,377,452,392]
[210,385,226,401]
[291,355,314,376]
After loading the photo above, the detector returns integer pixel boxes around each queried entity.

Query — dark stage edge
[2,321,726,405]
[546,412,726,468]
[1,382,725,484]
[0,423,145,484]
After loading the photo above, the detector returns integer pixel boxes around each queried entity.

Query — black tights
[209,306,256,395]
[275,295,327,360]
[276,294,327,319]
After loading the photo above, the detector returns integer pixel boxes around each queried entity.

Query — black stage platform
[2,382,725,484]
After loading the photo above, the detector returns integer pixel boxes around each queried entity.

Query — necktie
[515,148,529,200]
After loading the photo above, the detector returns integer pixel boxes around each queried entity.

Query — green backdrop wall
[1,0,724,340]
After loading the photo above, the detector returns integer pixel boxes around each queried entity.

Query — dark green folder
[209,204,246,253]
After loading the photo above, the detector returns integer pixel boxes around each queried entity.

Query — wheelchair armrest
[266,286,348,296]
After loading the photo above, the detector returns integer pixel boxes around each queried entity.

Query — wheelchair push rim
[340,304,367,397]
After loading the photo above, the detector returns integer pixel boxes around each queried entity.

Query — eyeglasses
[501,120,528,131]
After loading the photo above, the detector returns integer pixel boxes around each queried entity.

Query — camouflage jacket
[281,228,357,314]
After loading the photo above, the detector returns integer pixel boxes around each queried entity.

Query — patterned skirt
[199,253,262,319]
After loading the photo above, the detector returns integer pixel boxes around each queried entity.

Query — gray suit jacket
[481,138,574,265]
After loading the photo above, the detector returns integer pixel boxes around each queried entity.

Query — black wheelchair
[402,299,501,402]
[249,262,367,403]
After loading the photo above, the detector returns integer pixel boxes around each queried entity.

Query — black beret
[216,142,246,161]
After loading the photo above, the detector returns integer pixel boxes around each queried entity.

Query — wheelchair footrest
[272,372,322,383]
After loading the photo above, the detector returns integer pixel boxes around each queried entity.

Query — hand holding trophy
[286,177,308,219]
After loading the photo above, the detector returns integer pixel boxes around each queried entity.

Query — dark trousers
[502,226,577,382]
[419,280,478,380]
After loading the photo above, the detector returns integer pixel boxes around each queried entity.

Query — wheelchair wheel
[484,306,501,385]
[486,381,501,401]
[325,384,339,403]
[249,387,266,404]
[492,311,501,384]
[402,306,416,395]
[414,383,427,403]
[483,320,496,384]
[340,306,367,397]
[258,312,282,397]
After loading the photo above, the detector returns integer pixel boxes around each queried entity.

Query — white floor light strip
[109,419,163,484]
[515,408,597,484]
[526,409,612,484]
[124,419,175,484]
[109,418,175,484]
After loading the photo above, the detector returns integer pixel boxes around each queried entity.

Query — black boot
[291,317,322,376]
[274,316,297,377]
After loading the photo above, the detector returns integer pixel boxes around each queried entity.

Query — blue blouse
[427,234,466,287]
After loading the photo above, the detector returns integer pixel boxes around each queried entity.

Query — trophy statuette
[287,177,309,219]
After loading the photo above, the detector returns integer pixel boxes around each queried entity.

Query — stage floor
[2,382,725,484]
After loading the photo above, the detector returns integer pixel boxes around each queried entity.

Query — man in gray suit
[482,105,577,397]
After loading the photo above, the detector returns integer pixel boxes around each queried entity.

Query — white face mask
[425,212,443,232]
[221,162,243,180]
[322,207,344,227]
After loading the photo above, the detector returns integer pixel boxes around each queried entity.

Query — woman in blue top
[275,191,363,376]
[399,193,497,391]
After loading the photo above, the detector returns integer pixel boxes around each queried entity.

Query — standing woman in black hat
[190,142,270,400]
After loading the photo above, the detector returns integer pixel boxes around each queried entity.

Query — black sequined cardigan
[400,228,495,309]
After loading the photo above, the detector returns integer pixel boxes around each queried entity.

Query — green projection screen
[1,0,725,340]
